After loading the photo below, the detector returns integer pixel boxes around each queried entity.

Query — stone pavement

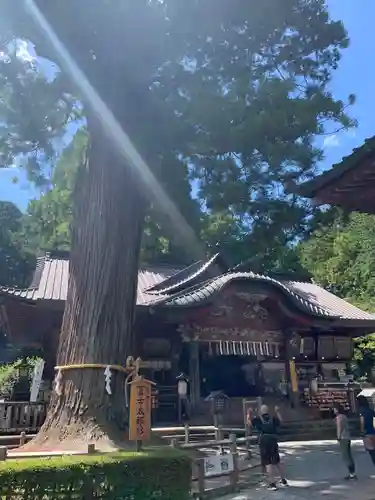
[218,440,375,500]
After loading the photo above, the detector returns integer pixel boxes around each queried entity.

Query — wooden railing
[169,433,260,499]
[0,402,47,433]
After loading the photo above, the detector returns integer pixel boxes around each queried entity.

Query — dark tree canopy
[2,1,355,232]
[0,200,34,287]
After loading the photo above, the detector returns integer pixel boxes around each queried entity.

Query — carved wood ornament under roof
[179,286,284,344]
[236,293,269,321]
[208,293,269,322]
[178,323,283,344]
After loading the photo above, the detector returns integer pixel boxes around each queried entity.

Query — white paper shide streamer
[104,366,112,395]
[54,369,63,396]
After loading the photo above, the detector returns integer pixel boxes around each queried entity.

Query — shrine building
[1,250,375,424]
[293,136,375,213]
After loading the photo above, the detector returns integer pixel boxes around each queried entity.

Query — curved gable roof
[1,255,374,327]
[151,271,375,322]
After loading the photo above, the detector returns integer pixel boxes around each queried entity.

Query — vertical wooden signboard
[129,378,152,442]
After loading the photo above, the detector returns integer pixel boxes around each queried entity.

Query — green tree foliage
[300,211,375,378]
[201,211,307,274]
[21,129,200,263]
[300,211,375,304]
[0,37,79,179]
[21,130,87,253]
[0,200,34,287]
[2,1,355,264]
[0,356,43,399]
[171,0,356,271]
[353,334,375,380]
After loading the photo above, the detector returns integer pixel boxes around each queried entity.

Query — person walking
[333,404,357,480]
[357,395,375,467]
[248,404,288,491]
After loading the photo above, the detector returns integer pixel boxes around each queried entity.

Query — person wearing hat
[248,404,288,490]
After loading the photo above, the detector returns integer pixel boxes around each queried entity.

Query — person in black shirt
[248,404,288,490]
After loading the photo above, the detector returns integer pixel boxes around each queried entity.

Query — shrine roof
[0,253,183,306]
[1,253,374,327]
[144,253,220,295]
[151,271,375,323]
[291,136,375,199]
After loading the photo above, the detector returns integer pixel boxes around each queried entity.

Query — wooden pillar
[284,330,299,408]
[189,341,201,411]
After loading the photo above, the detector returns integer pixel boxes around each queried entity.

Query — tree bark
[29,120,145,451]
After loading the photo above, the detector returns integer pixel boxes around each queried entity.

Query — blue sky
[317,0,375,173]
[1,0,374,210]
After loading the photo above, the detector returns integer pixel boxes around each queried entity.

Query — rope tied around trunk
[53,357,143,397]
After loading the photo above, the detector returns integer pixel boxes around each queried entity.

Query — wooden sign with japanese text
[129,378,152,441]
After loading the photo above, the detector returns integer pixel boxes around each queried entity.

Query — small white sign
[204,454,234,477]
[30,359,45,403]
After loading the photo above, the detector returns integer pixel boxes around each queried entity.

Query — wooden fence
[155,423,257,453]
[0,402,47,434]
[169,431,260,499]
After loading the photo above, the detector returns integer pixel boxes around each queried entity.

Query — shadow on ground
[220,440,375,500]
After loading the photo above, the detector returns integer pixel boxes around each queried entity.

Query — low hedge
[0,448,191,499]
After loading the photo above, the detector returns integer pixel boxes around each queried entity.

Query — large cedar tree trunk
[30,121,145,451]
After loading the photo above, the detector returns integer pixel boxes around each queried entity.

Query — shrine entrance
[202,354,262,398]
[178,284,288,411]
[178,343,269,399]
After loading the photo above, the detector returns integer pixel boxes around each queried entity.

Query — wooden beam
[0,306,11,337]
[284,330,300,408]
[189,341,201,411]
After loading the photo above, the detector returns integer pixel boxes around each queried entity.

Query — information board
[204,454,234,477]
